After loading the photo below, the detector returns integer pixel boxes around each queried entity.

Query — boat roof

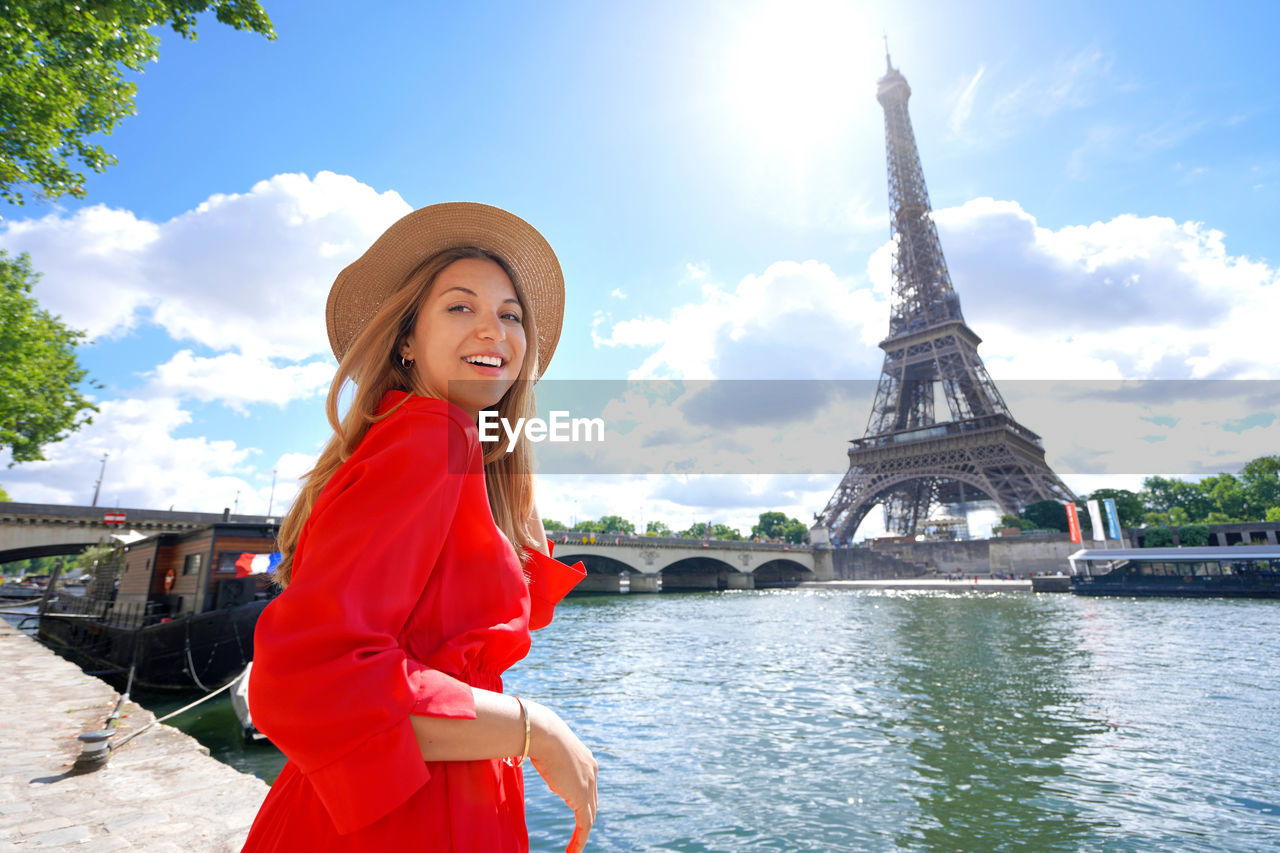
[1070,545,1280,561]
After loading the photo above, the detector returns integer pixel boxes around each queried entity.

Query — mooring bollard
[72,729,115,773]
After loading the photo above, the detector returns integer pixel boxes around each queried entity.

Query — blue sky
[1,0,1277,536]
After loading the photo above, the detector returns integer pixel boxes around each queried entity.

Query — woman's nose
[475,309,505,341]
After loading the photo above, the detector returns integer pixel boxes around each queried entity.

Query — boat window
[1191,562,1209,576]
[1222,562,1237,575]
[1137,561,1152,575]
[182,553,202,576]
[1203,561,1222,576]
[1150,562,1167,576]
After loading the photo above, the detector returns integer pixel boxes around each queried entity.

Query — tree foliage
[1020,500,1070,532]
[751,511,789,540]
[0,0,275,204]
[595,515,635,535]
[645,520,671,536]
[0,251,97,463]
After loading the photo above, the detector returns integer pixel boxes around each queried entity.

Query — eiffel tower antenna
[883,33,892,71]
[815,58,1075,543]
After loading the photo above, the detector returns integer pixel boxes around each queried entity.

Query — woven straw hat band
[325,203,564,376]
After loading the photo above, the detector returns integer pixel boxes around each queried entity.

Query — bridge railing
[547,532,807,552]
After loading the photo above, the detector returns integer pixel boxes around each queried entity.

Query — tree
[1,0,276,204]
[1266,507,1280,523]
[577,520,602,533]
[1143,527,1174,547]
[1021,500,1070,532]
[1086,488,1145,529]
[0,252,97,463]
[782,521,808,544]
[751,511,789,540]
[595,515,635,535]
[542,518,566,532]
[645,520,671,536]
[1178,524,1211,547]
[709,523,742,541]
[680,521,711,539]
[1239,456,1280,518]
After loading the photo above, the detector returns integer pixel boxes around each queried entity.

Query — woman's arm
[411,691,597,853]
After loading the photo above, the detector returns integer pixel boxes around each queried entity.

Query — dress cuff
[406,661,477,719]
[526,539,586,630]
[305,717,431,834]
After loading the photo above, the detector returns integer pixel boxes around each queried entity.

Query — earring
[399,354,414,369]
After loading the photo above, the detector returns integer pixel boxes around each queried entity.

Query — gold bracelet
[503,696,530,768]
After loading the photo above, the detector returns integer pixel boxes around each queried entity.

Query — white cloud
[145,350,334,414]
[0,396,292,514]
[0,171,412,360]
[932,198,1280,379]
[592,260,886,380]
[948,65,986,138]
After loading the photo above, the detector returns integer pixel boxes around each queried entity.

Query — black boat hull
[1071,576,1280,598]
[38,601,267,692]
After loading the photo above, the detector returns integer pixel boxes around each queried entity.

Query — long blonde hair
[275,247,541,587]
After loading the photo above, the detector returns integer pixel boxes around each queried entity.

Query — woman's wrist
[524,698,558,762]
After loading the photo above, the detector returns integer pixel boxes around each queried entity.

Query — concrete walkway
[0,621,268,851]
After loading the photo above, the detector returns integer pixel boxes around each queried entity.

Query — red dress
[241,391,586,852]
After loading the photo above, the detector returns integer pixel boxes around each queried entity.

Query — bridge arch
[753,558,813,588]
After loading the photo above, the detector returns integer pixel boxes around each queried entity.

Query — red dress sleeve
[525,539,586,630]
[249,406,477,834]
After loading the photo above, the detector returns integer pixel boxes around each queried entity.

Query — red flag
[1064,501,1082,544]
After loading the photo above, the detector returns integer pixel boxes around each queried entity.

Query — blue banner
[1103,498,1123,540]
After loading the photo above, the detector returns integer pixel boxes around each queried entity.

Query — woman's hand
[526,699,597,853]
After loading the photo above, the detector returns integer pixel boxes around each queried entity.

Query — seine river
[143,590,1280,852]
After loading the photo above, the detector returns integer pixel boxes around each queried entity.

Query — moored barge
[1069,545,1280,598]
[38,521,279,691]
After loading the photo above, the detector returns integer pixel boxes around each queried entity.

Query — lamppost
[267,468,278,517]
[91,453,108,507]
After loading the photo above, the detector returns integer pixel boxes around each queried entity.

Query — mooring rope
[111,676,236,751]
[184,617,211,692]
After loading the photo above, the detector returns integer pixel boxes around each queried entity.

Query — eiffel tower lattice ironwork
[816,51,1075,542]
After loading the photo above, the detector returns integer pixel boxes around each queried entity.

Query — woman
[242,203,596,853]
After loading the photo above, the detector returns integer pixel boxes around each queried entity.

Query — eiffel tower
[816,50,1075,543]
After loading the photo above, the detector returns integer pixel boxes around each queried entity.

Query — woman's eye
[503,312,522,323]
[447,304,471,313]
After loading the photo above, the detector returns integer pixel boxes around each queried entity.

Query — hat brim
[326,202,564,375]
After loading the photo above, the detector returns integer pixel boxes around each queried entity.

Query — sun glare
[725,0,881,161]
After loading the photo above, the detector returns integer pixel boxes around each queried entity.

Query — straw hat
[325,202,564,375]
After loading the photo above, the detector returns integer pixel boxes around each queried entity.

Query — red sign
[103,512,127,526]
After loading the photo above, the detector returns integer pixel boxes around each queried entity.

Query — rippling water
[148,590,1280,852]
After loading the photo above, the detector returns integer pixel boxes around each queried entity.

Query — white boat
[230,662,268,742]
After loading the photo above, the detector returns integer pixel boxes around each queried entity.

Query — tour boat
[1068,545,1280,598]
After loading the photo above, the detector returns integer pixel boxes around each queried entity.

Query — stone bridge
[549,533,831,592]
[0,502,273,565]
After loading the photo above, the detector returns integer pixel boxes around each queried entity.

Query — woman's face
[401,257,527,417]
